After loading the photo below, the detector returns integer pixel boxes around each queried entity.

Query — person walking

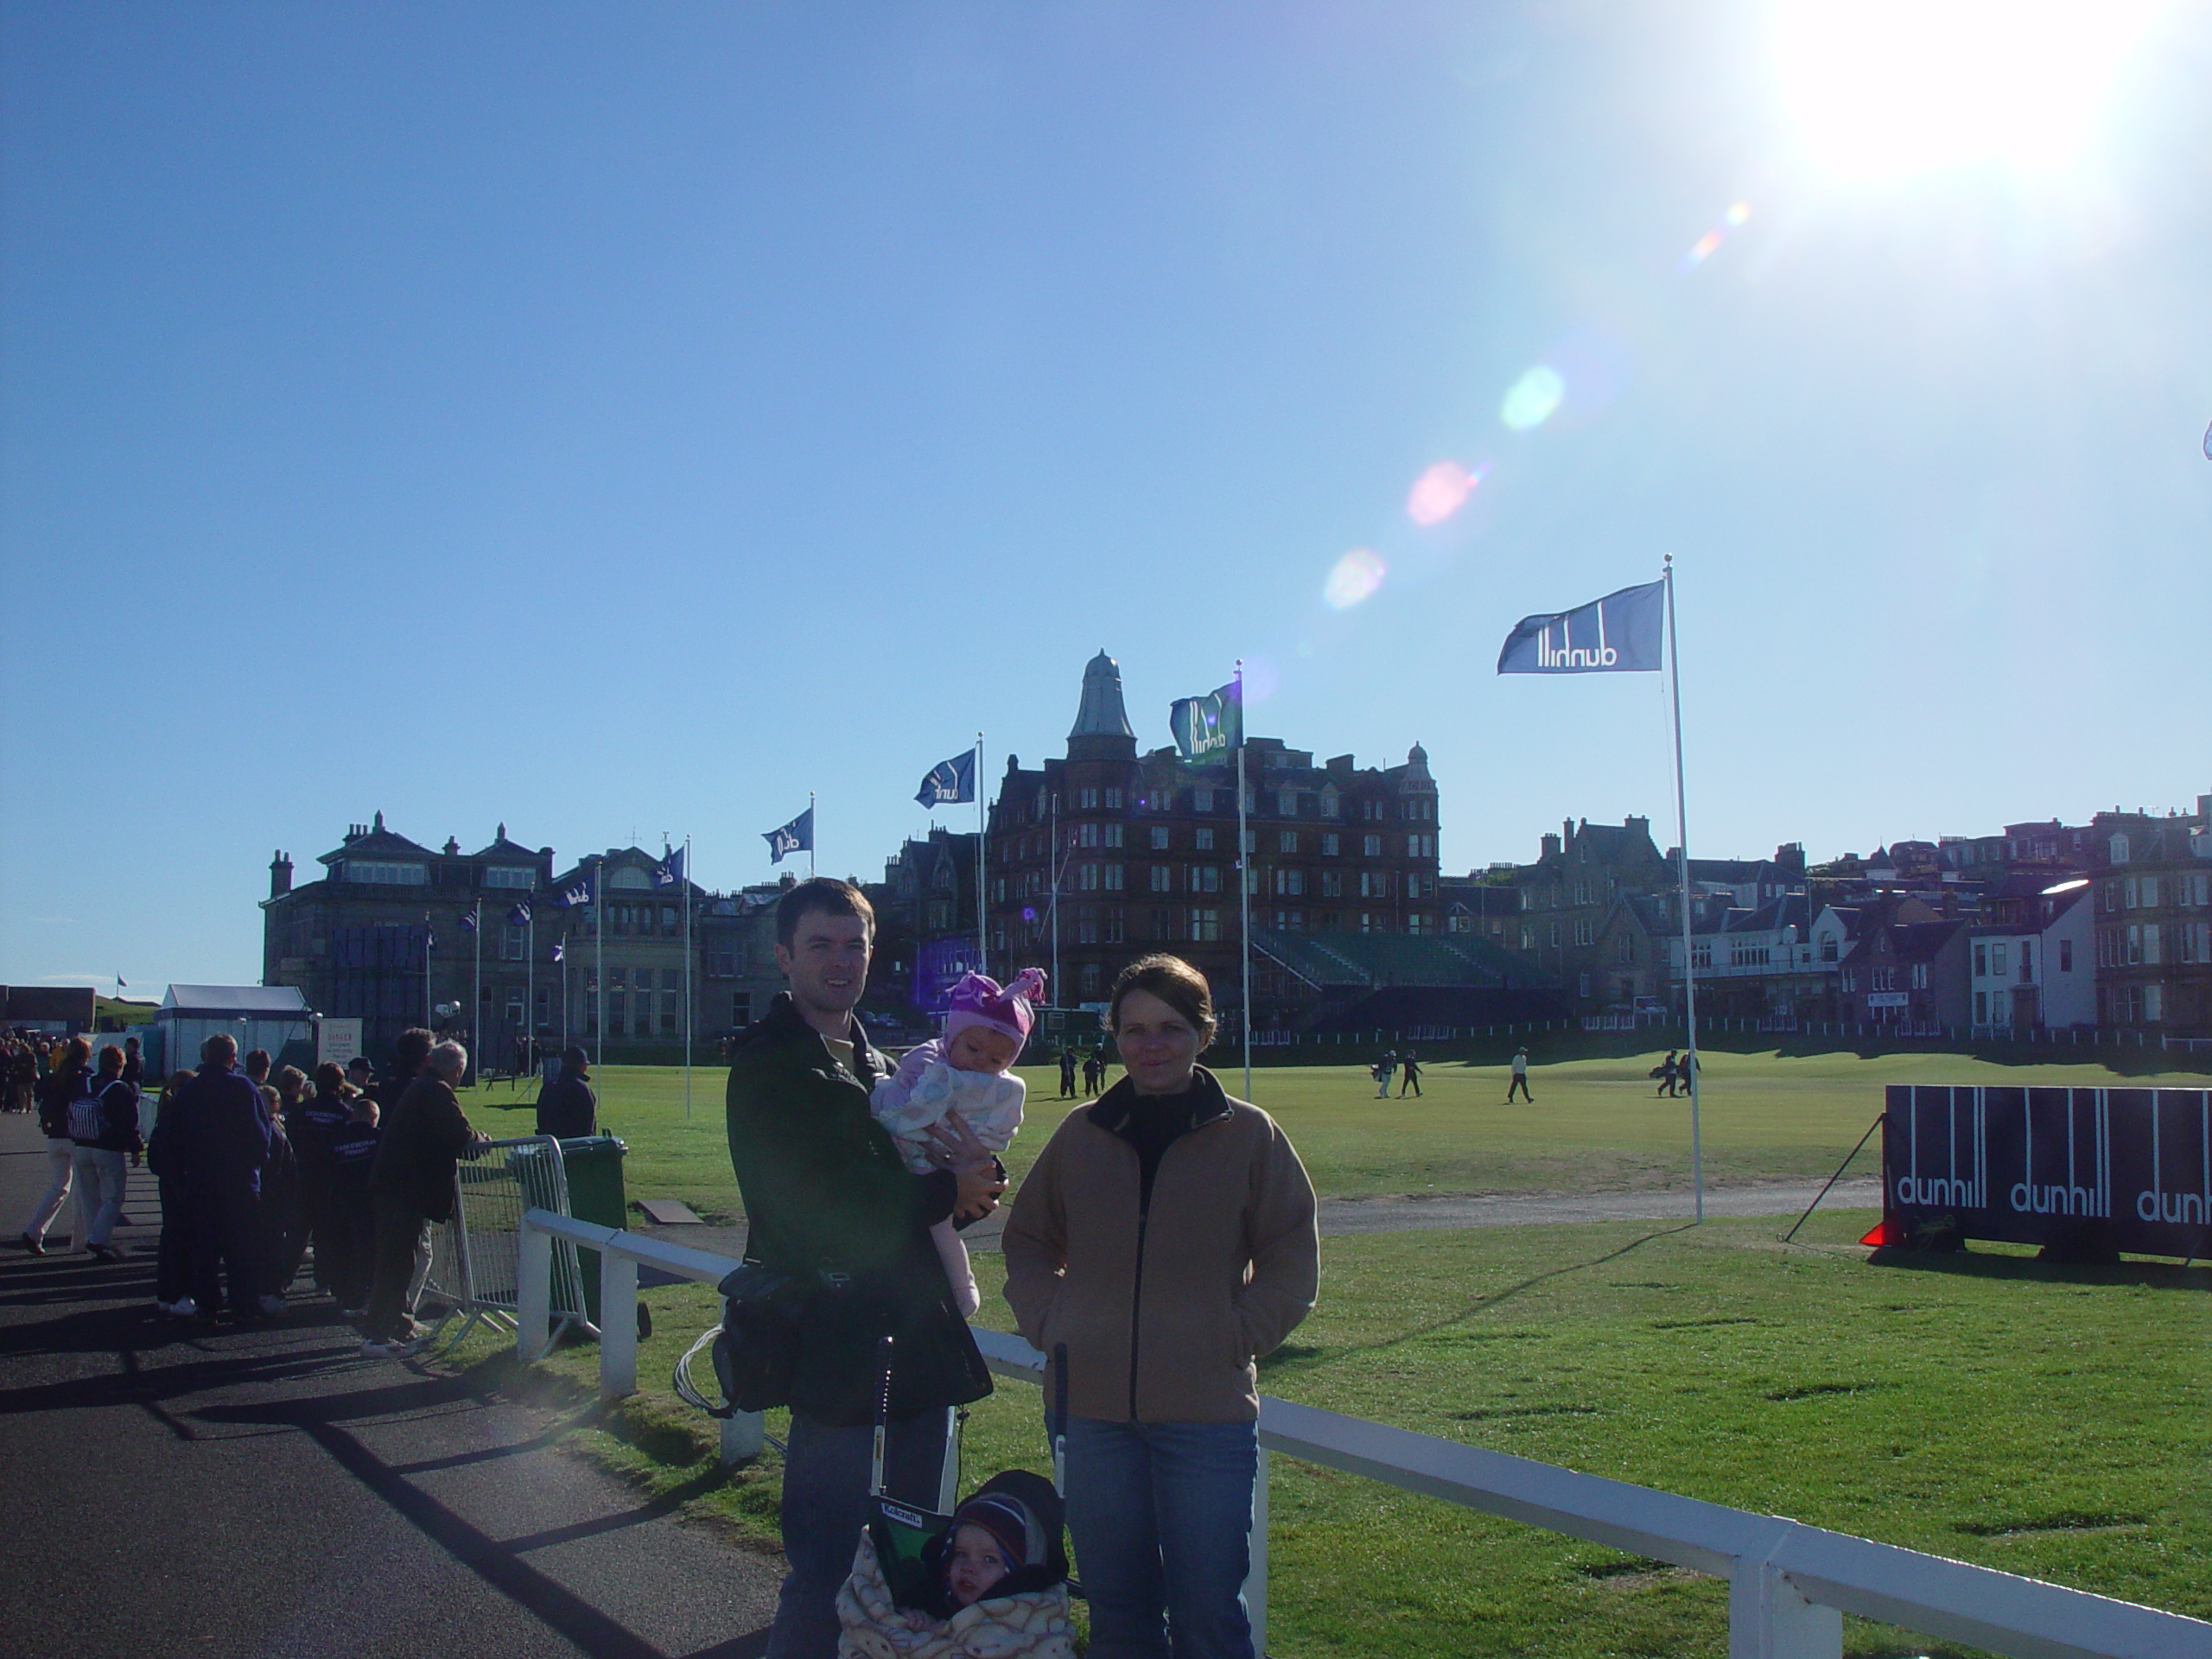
[1398,1047,1422,1098]
[1505,1046,1534,1103]
[725,878,1001,1659]
[1058,1045,1078,1101]
[18,1036,90,1254]
[1654,1051,1679,1097]
[533,1046,597,1139]
[1374,1049,1395,1099]
[70,1043,143,1262]
[120,1035,144,1087]
[1004,954,1319,1659]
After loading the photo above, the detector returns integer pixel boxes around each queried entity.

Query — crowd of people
[6,1022,601,1363]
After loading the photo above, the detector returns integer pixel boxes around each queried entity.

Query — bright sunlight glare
[1776,0,2163,181]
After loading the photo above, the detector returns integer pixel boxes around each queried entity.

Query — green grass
[445,1202,2210,1657]
[460,1048,2212,1215]
[435,1052,2212,1656]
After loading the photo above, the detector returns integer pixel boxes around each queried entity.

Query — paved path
[633,1179,1883,1265]
[0,1115,780,1659]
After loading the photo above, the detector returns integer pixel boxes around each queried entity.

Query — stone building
[2089,798,2212,1034]
[984,652,1444,1027]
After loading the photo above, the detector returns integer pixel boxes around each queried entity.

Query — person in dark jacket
[170,1033,276,1319]
[374,1027,434,1114]
[322,1093,382,1315]
[359,1039,486,1355]
[145,1069,199,1313]
[18,1036,90,1255]
[121,1035,144,1087]
[71,1043,143,1262]
[284,1063,354,1293]
[727,878,1003,1659]
[534,1046,597,1139]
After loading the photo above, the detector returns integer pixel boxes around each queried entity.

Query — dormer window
[346,861,425,886]
[2109,835,2130,864]
[484,867,534,889]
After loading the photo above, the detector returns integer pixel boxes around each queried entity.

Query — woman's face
[1112,987,1203,1095]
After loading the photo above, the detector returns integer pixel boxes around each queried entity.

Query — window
[1910,963,1929,989]
[2059,938,2073,972]
[347,861,426,885]
[1279,830,1298,854]
[1243,830,1256,855]
[2109,834,2130,863]
[2124,877,2139,909]
[1975,991,1987,1023]
[1106,909,1125,943]
[1189,865,1221,893]
[1820,937,1839,963]
[1578,973,1592,1000]
[1363,799,1384,822]
[1872,968,1895,992]
[1078,787,1099,810]
[1320,790,1341,819]
[1190,909,1221,943]
[1194,827,1216,852]
[1080,963,1102,996]
[1321,870,1342,898]
[1150,865,1173,893]
[1616,933,1636,963]
[2145,984,2164,1022]
[1321,833,1339,856]
[1078,823,1100,849]
[1275,791,1298,817]
[1520,925,1536,950]
[1274,869,1305,897]
[1192,788,1214,813]
[1105,824,1124,849]
[485,867,534,889]
[1991,942,2007,976]
[1105,864,1125,892]
[1105,786,1123,810]
[1078,908,1100,944]
[1840,968,1853,992]
[1363,835,1382,857]
[534,987,550,1030]
[1150,825,1170,850]
[1078,863,1099,892]
[1408,835,1422,858]
[1360,870,1393,899]
[609,991,626,1037]
[2143,923,2161,963]
[502,925,526,963]
[1572,920,1593,947]
[1548,921,1561,949]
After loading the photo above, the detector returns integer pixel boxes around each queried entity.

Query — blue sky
[4,3,2209,997]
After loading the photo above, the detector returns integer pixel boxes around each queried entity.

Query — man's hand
[924,1113,1007,1222]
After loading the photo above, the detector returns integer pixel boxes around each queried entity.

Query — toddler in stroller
[836,1469,1075,1659]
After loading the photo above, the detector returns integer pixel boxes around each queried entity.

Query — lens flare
[1323,548,1386,610]
[1405,460,1491,526]
[1500,366,1564,431]
[1679,200,1752,271]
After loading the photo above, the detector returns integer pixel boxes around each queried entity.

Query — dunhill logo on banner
[2006,1089,2110,1219]
[2133,1093,2212,1225]
[1538,609,1618,670]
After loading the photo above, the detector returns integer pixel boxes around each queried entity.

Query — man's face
[775,908,872,1023]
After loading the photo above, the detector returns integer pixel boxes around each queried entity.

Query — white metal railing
[516,1210,2211,1659]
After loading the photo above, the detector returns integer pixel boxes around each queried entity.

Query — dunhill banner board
[1883,1085,2212,1259]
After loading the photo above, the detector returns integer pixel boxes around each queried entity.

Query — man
[346,1054,376,1093]
[1058,1045,1077,1101]
[243,1048,279,1115]
[726,878,1002,1659]
[375,1027,434,1114]
[169,1033,275,1319]
[1505,1045,1534,1103]
[534,1046,596,1139]
[359,1039,486,1357]
[120,1035,144,1087]
[1374,1049,1395,1099]
[1398,1046,1422,1098]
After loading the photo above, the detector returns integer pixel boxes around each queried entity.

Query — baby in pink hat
[871,968,1047,1315]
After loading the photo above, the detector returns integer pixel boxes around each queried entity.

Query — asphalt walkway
[0,1112,780,1659]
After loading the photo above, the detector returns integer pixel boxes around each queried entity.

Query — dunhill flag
[652,846,686,887]
[552,939,565,964]
[916,749,977,807]
[765,808,813,865]
[554,868,597,908]
[459,909,479,932]
[509,901,532,927]
[1169,679,1242,760]
[1497,579,1665,675]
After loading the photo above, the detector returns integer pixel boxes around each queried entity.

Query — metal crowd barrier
[512,1211,2210,1659]
[420,1137,595,1352]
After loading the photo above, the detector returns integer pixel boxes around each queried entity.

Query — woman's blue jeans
[1062,1415,1258,1659]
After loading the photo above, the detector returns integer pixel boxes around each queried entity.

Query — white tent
[158,984,314,1071]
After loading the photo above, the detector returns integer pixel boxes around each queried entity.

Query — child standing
[322,1093,382,1317]
[870,969,1046,1316]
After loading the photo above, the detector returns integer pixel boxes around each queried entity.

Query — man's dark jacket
[160,1063,273,1192]
[370,1072,476,1222]
[725,993,989,1425]
[534,1070,596,1140]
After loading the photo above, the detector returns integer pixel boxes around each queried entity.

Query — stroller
[836,1338,1077,1659]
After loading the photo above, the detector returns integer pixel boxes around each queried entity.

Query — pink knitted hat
[944,968,1048,1053]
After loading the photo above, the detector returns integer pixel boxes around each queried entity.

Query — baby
[870,968,1046,1316]
[939,1485,1046,1611]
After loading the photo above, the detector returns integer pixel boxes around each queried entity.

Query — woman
[70,1043,143,1262]
[19,1036,92,1255]
[1002,956,1318,1659]
[533,1046,596,1140]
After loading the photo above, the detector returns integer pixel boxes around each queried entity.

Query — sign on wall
[1882,1085,2212,1259]
[317,1017,364,1070]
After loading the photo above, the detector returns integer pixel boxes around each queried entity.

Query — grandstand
[1249,926,1568,1033]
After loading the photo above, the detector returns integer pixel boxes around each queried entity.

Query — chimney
[1541,832,1562,859]
[270,851,293,898]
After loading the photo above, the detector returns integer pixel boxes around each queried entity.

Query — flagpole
[1236,660,1252,1103]
[524,906,534,1079]
[472,899,482,1086]
[425,912,435,1033]
[594,856,605,1072]
[683,834,693,1123]
[1050,790,1060,1010]
[976,733,987,978]
[560,934,569,1052]
[1665,556,1704,1223]
[809,792,817,878]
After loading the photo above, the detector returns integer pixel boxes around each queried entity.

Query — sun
[1775,0,2163,181]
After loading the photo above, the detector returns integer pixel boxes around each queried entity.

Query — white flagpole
[1665,556,1704,1223]
[1236,660,1252,1103]
[425,912,435,1033]
[683,834,693,1123]
[1050,790,1060,1007]
[560,935,569,1052]
[808,791,817,878]
[976,733,987,978]
[594,856,605,1072]
[524,906,534,1079]
[472,899,482,1084]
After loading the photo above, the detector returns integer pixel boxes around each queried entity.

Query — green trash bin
[556,1134,628,1331]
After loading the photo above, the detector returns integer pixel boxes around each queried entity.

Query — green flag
[1168,679,1242,760]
